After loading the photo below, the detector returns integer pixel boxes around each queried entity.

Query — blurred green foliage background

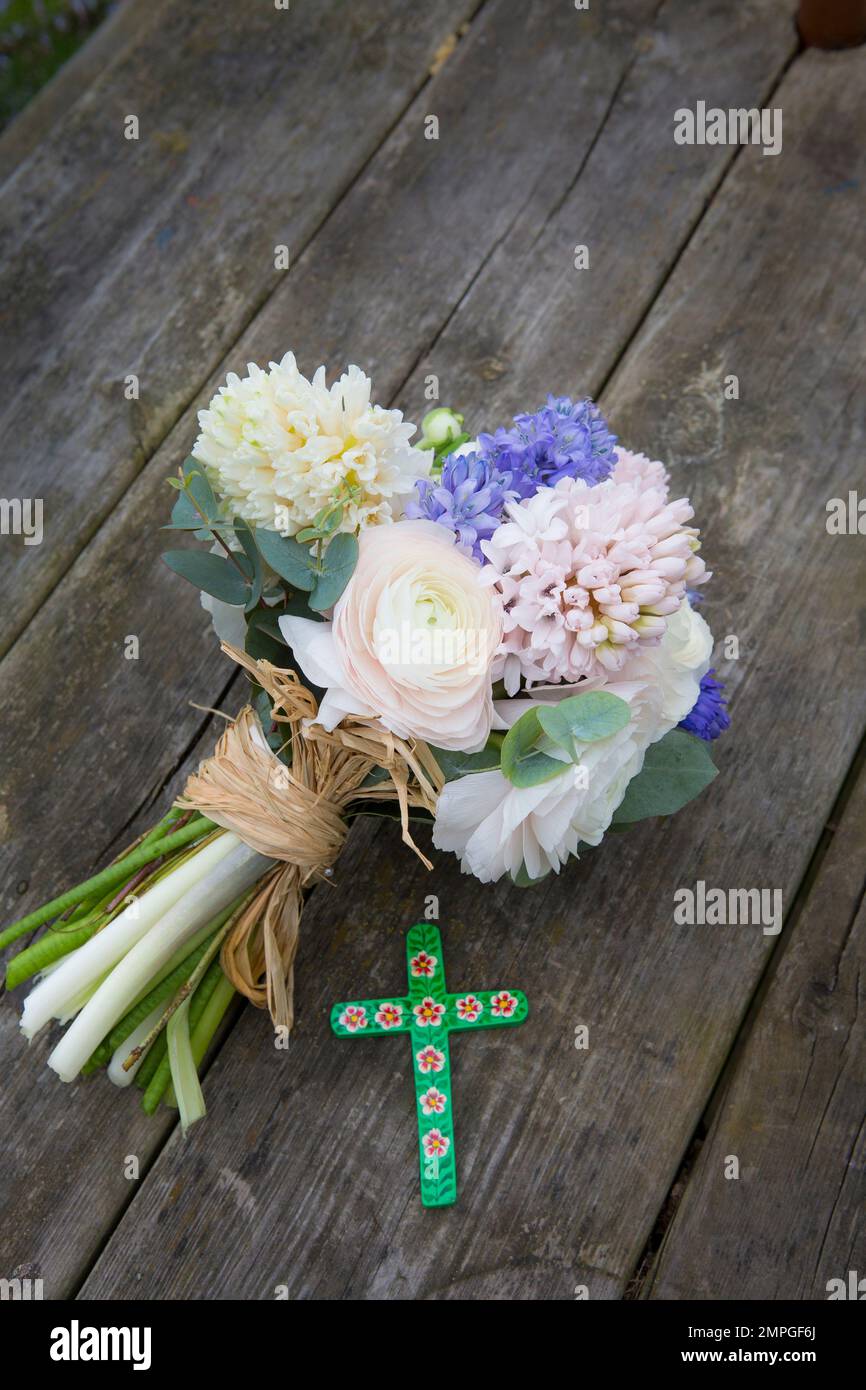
[0,0,112,130]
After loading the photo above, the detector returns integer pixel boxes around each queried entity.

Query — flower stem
[166,1000,205,1133]
[120,891,249,1071]
[0,817,217,951]
[164,973,236,1108]
[141,958,226,1115]
[45,838,268,1079]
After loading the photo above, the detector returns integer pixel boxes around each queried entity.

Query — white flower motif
[192,353,430,537]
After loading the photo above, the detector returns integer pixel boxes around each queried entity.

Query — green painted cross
[331,922,529,1207]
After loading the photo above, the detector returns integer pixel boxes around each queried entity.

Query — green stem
[135,1030,168,1092]
[81,923,222,1074]
[141,959,226,1114]
[0,818,217,951]
[5,836,207,992]
[121,896,240,1071]
[164,973,235,1108]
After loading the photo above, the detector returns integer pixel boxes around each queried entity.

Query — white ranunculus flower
[192,353,431,537]
[626,599,713,726]
[432,601,713,882]
[280,520,503,752]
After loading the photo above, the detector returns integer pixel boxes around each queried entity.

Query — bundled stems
[122,889,250,1070]
[0,816,218,951]
[142,958,227,1115]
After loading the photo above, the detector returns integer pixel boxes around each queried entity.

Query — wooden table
[1,0,863,1301]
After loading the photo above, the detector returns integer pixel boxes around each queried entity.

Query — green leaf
[428,741,502,782]
[181,457,220,518]
[247,608,289,645]
[233,518,263,611]
[162,549,249,605]
[434,432,470,463]
[244,617,287,665]
[252,687,286,756]
[253,528,317,591]
[167,489,203,529]
[613,729,718,824]
[321,503,344,535]
[500,708,565,788]
[536,691,631,754]
[309,532,358,613]
[510,861,552,888]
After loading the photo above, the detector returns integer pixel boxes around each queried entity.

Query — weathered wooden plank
[0,0,154,184]
[81,6,856,1301]
[1,0,673,1295]
[0,0,482,658]
[644,752,866,1300]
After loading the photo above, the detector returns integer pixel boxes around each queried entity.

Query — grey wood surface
[1,0,863,1301]
[0,0,668,1296]
[645,748,866,1300]
[0,0,481,658]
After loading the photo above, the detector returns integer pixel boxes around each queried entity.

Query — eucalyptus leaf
[253,528,317,591]
[162,549,249,605]
[509,861,552,888]
[244,619,288,666]
[536,691,630,754]
[252,687,286,756]
[234,517,263,611]
[428,742,502,782]
[247,608,289,645]
[613,729,717,824]
[167,489,202,530]
[500,708,565,788]
[181,457,220,518]
[309,532,358,613]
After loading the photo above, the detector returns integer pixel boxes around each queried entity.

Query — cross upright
[331,922,529,1207]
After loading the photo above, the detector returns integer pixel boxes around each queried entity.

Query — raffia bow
[176,644,443,1031]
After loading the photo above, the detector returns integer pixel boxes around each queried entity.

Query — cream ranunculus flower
[280,521,503,752]
[432,601,713,882]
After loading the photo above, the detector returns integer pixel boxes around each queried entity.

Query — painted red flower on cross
[490,990,518,1018]
[416,1044,446,1074]
[456,994,484,1022]
[410,950,437,978]
[413,995,446,1028]
[339,1004,367,1032]
[423,1128,450,1159]
[374,1001,403,1029]
[419,1086,448,1116]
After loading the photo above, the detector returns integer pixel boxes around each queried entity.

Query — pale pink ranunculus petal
[287,521,504,752]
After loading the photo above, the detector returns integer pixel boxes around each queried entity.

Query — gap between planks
[624,726,866,1298]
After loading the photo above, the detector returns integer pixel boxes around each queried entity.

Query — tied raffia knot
[176,644,443,1032]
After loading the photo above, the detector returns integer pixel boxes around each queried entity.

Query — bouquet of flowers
[2,353,728,1131]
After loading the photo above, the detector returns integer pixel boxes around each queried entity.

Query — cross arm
[330,995,413,1036]
[444,988,529,1032]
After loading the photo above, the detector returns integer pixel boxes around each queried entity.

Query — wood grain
[645,750,866,1300]
[0,0,483,657]
[0,0,154,185]
[80,13,866,1301]
[0,0,678,1296]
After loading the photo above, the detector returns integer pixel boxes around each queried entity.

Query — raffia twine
[175,643,443,1032]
